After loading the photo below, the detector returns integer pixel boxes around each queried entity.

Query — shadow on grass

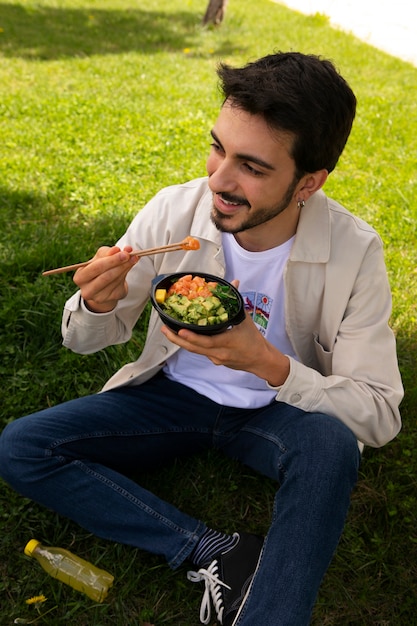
[0,184,148,420]
[0,185,132,278]
[0,3,241,60]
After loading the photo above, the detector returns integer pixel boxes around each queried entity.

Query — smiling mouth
[214,193,250,213]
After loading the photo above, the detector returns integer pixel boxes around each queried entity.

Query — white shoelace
[187,559,231,625]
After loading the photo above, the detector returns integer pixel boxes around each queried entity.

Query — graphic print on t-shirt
[242,291,273,335]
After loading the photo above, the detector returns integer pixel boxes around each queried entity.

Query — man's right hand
[73,245,138,313]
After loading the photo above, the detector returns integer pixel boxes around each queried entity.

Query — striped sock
[190,529,239,567]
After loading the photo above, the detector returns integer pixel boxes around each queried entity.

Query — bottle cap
[24,539,41,556]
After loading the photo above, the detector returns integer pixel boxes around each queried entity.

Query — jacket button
[290,393,302,403]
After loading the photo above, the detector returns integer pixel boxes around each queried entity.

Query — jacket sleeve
[61,290,145,355]
[61,199,164,355]
[273,242,403,448]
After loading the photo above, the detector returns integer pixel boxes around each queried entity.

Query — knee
[0,416,39,485]
[295,413,360,484]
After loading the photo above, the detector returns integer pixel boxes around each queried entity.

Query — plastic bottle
[24,539,114,602]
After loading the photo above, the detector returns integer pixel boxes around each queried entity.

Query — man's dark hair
[217,51,356,174]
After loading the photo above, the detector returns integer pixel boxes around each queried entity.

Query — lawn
[0,0,416,624]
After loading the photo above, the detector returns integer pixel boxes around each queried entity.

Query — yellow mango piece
[155,288,167,304]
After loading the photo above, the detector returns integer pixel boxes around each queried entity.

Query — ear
[297,169,328,202]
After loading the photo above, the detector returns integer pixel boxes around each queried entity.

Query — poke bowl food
[150,272,246,335]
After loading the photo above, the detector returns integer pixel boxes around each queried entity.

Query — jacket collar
[290,190,331,263]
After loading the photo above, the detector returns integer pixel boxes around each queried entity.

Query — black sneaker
[187,532,264,625]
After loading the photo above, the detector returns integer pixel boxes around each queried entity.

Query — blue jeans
[0,372,360,625]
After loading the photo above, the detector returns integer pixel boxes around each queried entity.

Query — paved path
[275,0,417,66]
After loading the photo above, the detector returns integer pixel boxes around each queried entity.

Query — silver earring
[297,199,305,210]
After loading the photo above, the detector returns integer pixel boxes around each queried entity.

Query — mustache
[217,192,251,207]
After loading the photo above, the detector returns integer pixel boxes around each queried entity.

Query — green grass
[1,0,416,623]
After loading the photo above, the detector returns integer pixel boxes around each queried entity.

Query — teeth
[223,198,239,205]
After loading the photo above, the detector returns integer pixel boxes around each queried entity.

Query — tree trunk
[202,0,228,25]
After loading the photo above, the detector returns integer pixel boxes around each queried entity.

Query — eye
[210,141,223,154]
[243,162,264,176]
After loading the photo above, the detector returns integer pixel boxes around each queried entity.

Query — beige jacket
[62,177,403,448]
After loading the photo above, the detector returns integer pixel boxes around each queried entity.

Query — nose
[206,155,237,194]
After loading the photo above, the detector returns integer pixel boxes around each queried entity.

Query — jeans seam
[238,425,289,480]
[70,460,205,570]
[73,460,192,534]
[239,425,288,453]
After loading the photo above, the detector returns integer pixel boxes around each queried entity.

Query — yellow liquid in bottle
[25,541,114,602]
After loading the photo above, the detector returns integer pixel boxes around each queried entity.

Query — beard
[210,175,299,234]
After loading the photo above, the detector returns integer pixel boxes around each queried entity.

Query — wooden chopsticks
[42,236,200,276]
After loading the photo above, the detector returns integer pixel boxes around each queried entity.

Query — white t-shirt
[163,232,297,408]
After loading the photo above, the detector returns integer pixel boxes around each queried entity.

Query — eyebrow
[210,130,276,171]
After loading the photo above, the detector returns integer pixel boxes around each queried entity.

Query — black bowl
[150,272,246,335]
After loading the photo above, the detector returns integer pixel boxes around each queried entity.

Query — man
[0,52,403,625]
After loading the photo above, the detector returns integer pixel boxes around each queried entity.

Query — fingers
[161,312,264,370]
[161,320,239,359]
[74,245,138,312]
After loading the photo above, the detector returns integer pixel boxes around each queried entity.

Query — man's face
[206,102,301,237]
